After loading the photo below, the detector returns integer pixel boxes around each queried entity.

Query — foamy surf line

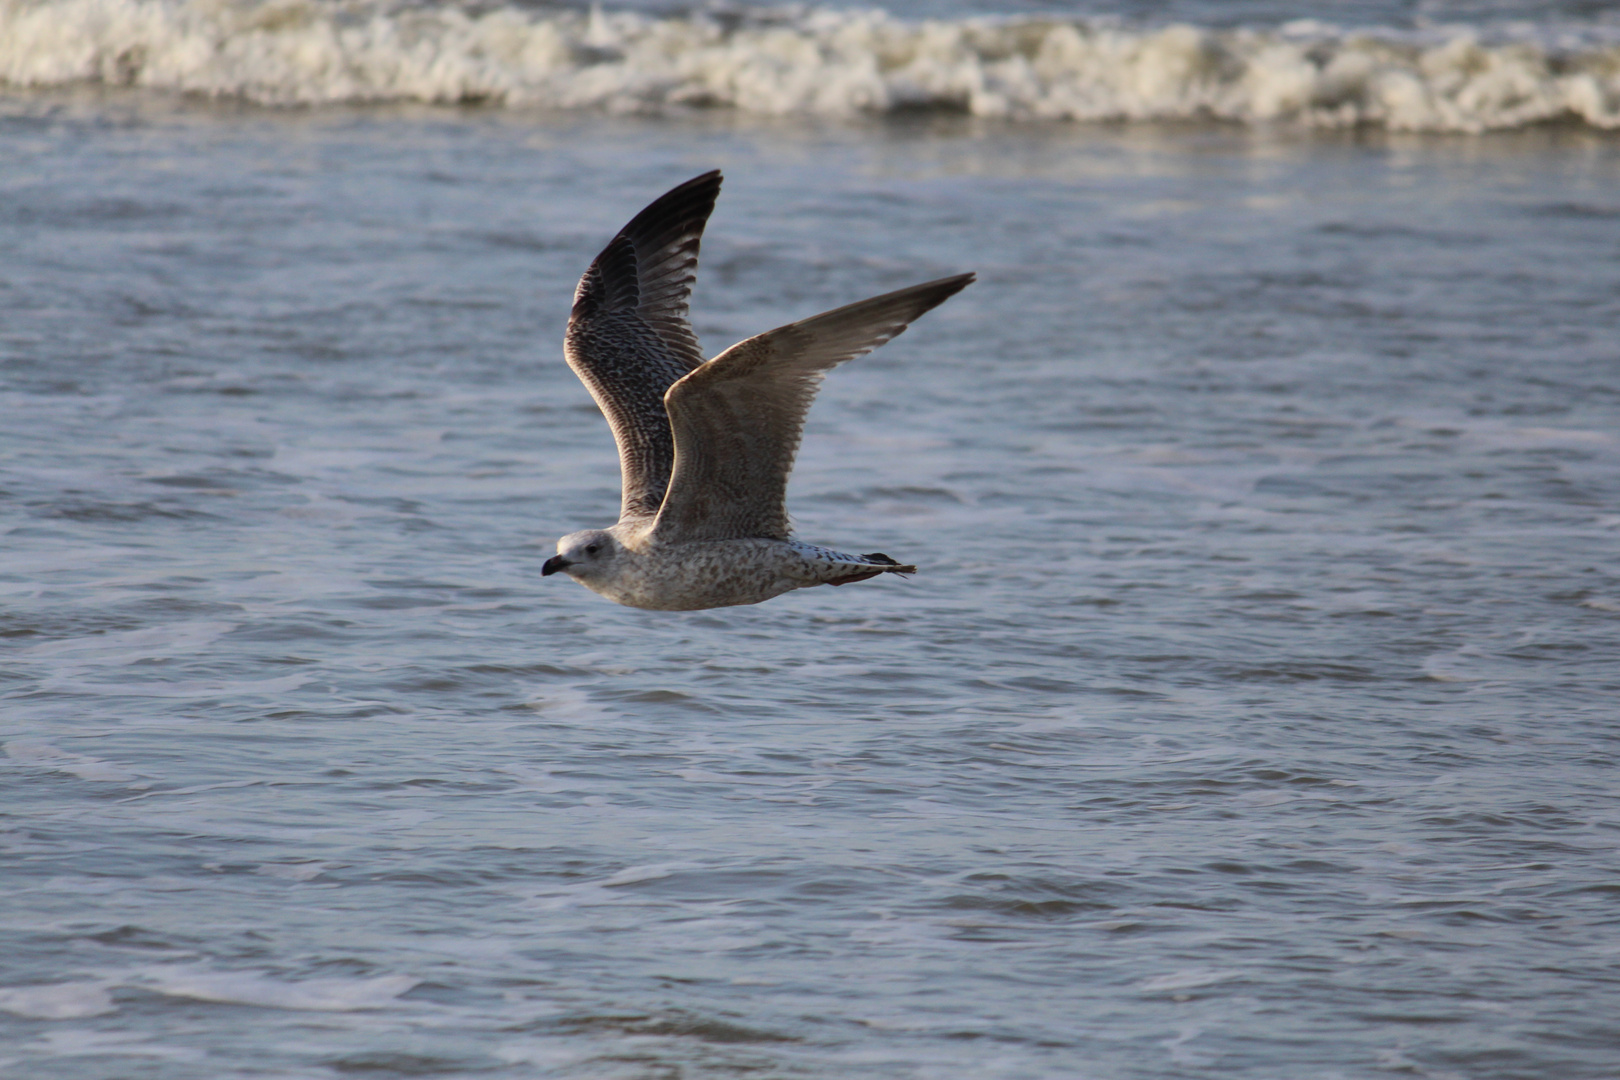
[3,0,1620,131]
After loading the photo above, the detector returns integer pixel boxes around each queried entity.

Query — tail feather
[826,553,916,586]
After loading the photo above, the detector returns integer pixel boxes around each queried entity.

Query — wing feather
[653,273,974,542]
[564,171,722,520]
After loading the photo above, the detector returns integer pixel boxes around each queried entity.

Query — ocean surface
[3,2,1620,1078]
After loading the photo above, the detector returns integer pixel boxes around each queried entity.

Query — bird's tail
[825,552,916,586]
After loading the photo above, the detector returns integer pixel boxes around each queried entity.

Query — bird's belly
[593,541,814,611]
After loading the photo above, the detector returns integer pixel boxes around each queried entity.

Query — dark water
[2,93,1619,1078]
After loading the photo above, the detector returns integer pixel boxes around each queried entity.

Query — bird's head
[542,529,619,582]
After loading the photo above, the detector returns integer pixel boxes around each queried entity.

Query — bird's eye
[585,544,600,555]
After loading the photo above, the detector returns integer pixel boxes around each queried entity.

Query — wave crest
[3,0,1620,131]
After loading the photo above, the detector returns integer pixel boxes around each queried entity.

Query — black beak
[541,555,570,577]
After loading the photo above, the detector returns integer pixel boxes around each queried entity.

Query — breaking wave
[4,0,1620,131]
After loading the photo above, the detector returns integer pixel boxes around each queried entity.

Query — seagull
[542,171,973,611]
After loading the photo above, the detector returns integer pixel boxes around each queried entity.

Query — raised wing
[564,171,722,521]
[652,273,975,542]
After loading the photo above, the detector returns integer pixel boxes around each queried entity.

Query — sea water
[2,2,1619,1078]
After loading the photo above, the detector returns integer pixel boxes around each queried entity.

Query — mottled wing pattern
[653,273,975,542]
[565,171,723,521]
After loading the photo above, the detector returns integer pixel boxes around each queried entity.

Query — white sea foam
[2,0,1619,131]
[143,969,419,1010]
[4,741,143,783]
[0,982,117,1020]
[18,620,237,663]
[1137,968,1244,993]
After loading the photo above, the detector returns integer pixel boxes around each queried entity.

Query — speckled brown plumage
[548,171,973,610]
[564,170,720,521]
[655,277,974,543]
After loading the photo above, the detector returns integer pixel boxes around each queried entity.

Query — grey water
[3,90,1620,1079]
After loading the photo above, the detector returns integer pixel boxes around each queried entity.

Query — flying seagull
[542,171,973,610]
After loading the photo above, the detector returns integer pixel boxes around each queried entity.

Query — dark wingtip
[619,170,724,250]
[573,169,725,327]
[847,272,975,333]
[919,271,976,306]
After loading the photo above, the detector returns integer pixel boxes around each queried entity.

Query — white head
[541,529,620,584]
